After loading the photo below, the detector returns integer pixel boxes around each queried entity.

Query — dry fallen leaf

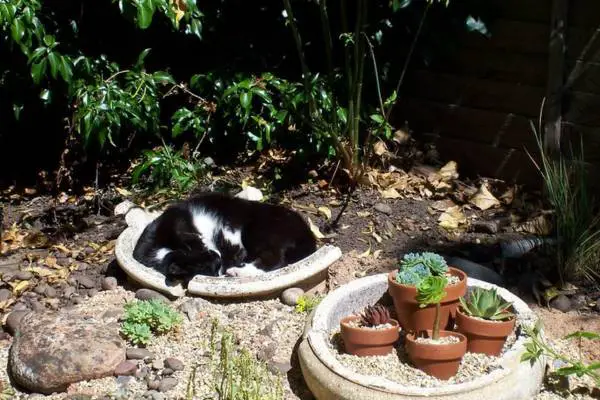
[469,184,501,211]
[306,217,324,239]
[318,206,332,221]
[438,206,467,229]
[393,129,410,144]
[10,280,30,296]
[430,199,456,212]
[358,241,372,258]
[437,161,459,181]
[373,140,388,156]
[372,249,382,259]
[380,188,401,199]
[356,211,371,218]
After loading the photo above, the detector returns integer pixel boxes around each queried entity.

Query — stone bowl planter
[113,200,342,298]
[298,273,546,400]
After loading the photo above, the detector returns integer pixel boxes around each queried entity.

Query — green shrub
[121,299,182,345]
[396,252,448,285]
[295,294,321,313]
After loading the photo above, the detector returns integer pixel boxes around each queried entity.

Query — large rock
[8,310,126,394]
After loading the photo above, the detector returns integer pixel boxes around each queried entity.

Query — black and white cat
[132,192,317,282]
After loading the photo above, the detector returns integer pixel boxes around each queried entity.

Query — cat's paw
[225,263,264,278]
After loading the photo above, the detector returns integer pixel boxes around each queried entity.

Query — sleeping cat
[132,192,317,282]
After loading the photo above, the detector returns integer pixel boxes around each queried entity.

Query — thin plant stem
[432,303,440,340]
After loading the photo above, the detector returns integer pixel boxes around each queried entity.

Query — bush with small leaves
[121,299,182,345]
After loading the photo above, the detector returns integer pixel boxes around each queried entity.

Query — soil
[0,179,599,399]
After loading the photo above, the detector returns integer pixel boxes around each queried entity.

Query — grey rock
[446,257,505,287]
[101,277,118,291]
[114,361,137,376]
[0,288,11,302]
[13,271,33,281]
[33,284,48,296]
[147,379,160,390]
[268,359,293,374]
[374,203,392,215]
[8,310,126,394]
[152,359,164,370]
[13,303,29,311]
[45,286,57,298]
[135,366,149,380]
[550,294,572,313]
[136,289,170,303]
[5,310,29,335]
[178,298,211,321]
[71,295,83,305]
[164,357,184,371]
[63,286,76,298]
[65,395,93,400]
[570,294,587,310]
[30,301,45,312]
[87,288,98,297]
[280,287,304,306]
[77,276,96,289]
[158,377,178,392]
[257,341,277,362]
[127,348,154,360]
[161,368,174,376]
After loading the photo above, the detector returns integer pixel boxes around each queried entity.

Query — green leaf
[391,0,412,12]
[564,331,600,341]
[240,91,252,111]
[59,56,73,82]
[31,59,47,84]
[136,0,155,29]
[42,34,56,47]
[39,89,51,103]
[153,71,175,84]
[48,52,59,79]
[12,104,23,120]
[10,18,24,42]
[370,114,385,124]
[135,48,152,69]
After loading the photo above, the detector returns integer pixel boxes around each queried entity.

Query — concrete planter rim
[306,273,542,396]
[114,201,342,298]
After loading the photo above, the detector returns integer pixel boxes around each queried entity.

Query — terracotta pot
[456,309,516,356]
[405,330,467,380]
[387,267,467,333]
[340,315,400,357]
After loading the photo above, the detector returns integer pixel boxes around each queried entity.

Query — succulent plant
[396,252,448,285]
[360,304,392,327]
[459,287,514,321]
[415,275,448,340]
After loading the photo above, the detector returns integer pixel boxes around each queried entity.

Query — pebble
[101,276,118,291]
[63,286,75,298]
[164,357,184,371]
[178,298,211,321]
[374,203,393,215]
[550,294,572,312]
[147,379,160,390]
[30,301,45,312]
[5,310,29,335]
[127,348,155,360]
[144,390,165,400]
[114,361,137,376]
[13,303,29,311]
[158,377,178,392]
[280,287,304,306]
[87,288,98,297]
[135,366,149,380]
[570,294,587,310]
[0,288,11,302]
[152,359,164,370]
[161,368,174,376]
[71,295,83,305]
[136,288,170,303]
[45,286,57,298]
[77,276,96,289]
[268,359,293,374]
[14,271,33,280]
[33,284,48,296]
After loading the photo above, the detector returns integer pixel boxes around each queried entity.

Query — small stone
[149,390,166,400]
[77,276,96,289]
[101,276,118,291]
[178,298,211,321]
[13,303,29,311]
[30,301,45,312]
[136,288,170,303]
[33,284,48,296]
[152,359,164,370]
[71,295,83,305]
[63,286,76,298]
[280,287,304,306]
[45,286,57,298]
[550,294,572,312]
[87,288,98,297]
[164,357,184,371]
[127,348,154,360]
[267,359,292,374]
[374,203,392,215]
[0,288,11,302]
[114,361,137,376]
[161,368,174,376]
[135,366,149,380]
[65,395,93,400]
[5,310,29,335]
[14,271,33,280]
[158,377,178,392]
[257,340,277,362]
[570,294,587,310]
[147,379,160,390]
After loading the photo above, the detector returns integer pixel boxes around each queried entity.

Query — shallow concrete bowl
[299,273,546,400]
[114,201,342,298]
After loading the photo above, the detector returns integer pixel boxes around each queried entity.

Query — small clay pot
[387,268,467,333]
[405,330,467,380]
[340,315,400,357]
[456,309,516,356]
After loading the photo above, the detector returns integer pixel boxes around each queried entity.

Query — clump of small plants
[396,252,450,286]
[459,287,514,321]
[415,275,449,341]
[185,318,284,400]
[121,299,183,345]
[295,294,322,313]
